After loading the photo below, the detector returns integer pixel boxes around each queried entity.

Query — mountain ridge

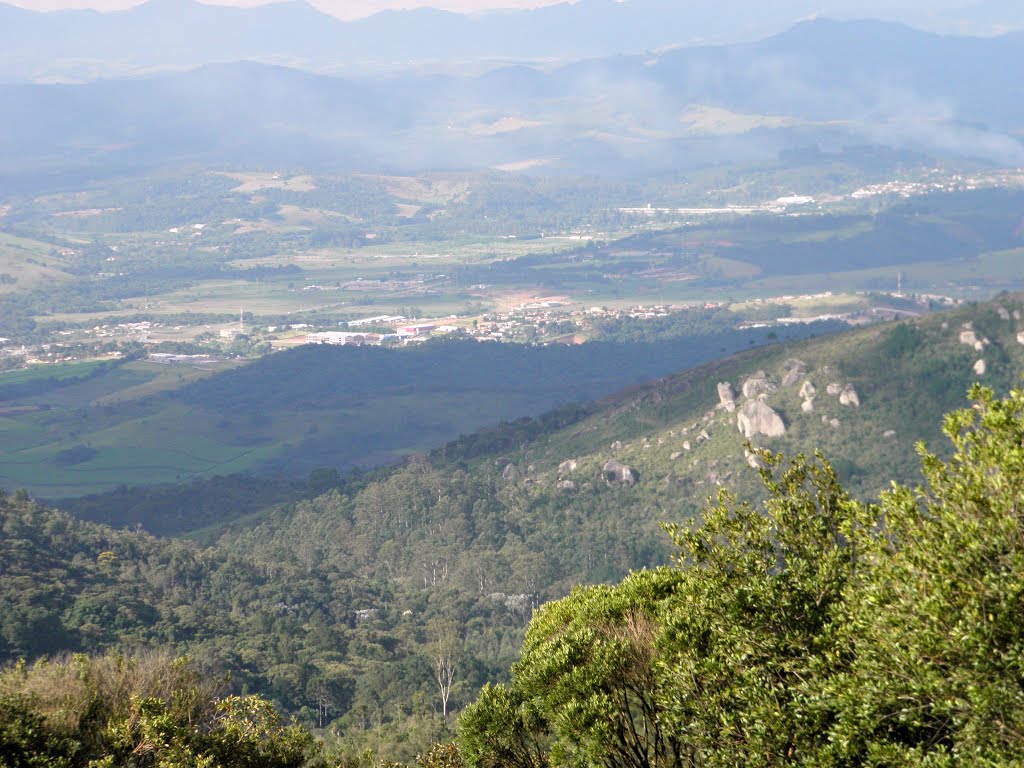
[3,19,1023,175]
[2,0,1023,82]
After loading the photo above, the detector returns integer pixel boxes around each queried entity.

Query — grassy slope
[0,231,74,294]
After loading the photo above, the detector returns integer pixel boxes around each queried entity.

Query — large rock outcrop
[839,384,860,407]
[603,459,639,487]
[959,328,980,346]
[737,399,786,439]
[781,359,807,388]
[959,325,988,351]
[799,380,816,412]
[741,371,773,399]
[717,382,736,412]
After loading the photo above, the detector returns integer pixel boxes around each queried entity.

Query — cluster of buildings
[850,170,1024,201]
[305,322,448,346]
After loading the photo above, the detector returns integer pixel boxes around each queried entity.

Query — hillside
[3,294,1024,759]
[0,322,833,502]
[429,295,1024,507]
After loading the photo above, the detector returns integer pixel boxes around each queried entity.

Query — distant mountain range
[1,18,1022,176]
[2,0,1024,82]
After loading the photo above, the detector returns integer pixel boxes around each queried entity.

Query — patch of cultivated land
[366,174,471,205]
[0,232,74,292]
[215,171,317,193]
[678,104,808,135]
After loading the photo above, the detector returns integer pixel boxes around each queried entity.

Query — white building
[305,332,380,346]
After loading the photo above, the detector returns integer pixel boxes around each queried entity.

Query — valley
[3,5,1024,766]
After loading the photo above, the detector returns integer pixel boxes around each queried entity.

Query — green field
[0,231,75,294]
[0,358,109,387]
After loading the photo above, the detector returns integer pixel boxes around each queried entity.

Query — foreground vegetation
[459,382,1024,766]
[0,652,318,768]
[6,383,1024,765]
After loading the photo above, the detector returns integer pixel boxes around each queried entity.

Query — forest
[5,383,1024,766]
[5,297,1024,764]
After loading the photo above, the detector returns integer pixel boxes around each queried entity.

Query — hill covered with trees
[3,295,1024,764]
[7,377,1024,766]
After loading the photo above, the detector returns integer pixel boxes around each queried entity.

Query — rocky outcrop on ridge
[780,359,807,388]
[799,380,816,412]
[741,371,773,399]
[839,384,860,407]
[737,398,786,439]
[959,324,988,351]
[603,459,639,487]
[717,382,736,412]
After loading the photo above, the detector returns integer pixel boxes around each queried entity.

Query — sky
[5,0,571,19]
[5,0,1022,31]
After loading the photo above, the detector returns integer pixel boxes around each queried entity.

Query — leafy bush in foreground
[0,651,318,768]
[459,384,1024,767]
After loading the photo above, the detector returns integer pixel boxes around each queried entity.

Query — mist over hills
[2,19,1022,176]
[6,0,1024,83]
[2,0,1024,84]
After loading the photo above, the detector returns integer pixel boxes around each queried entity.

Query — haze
[5,0,1024,32]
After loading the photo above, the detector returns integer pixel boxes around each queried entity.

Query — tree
[511,568,684,768]
[820,384,1024,766]
[654,449,876,766]
[458,684,548,768]
[430,621,461,721]
[0,652,319,768]
[460,449,874,768]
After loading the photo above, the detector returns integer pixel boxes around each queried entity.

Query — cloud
[5,0,575,19]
